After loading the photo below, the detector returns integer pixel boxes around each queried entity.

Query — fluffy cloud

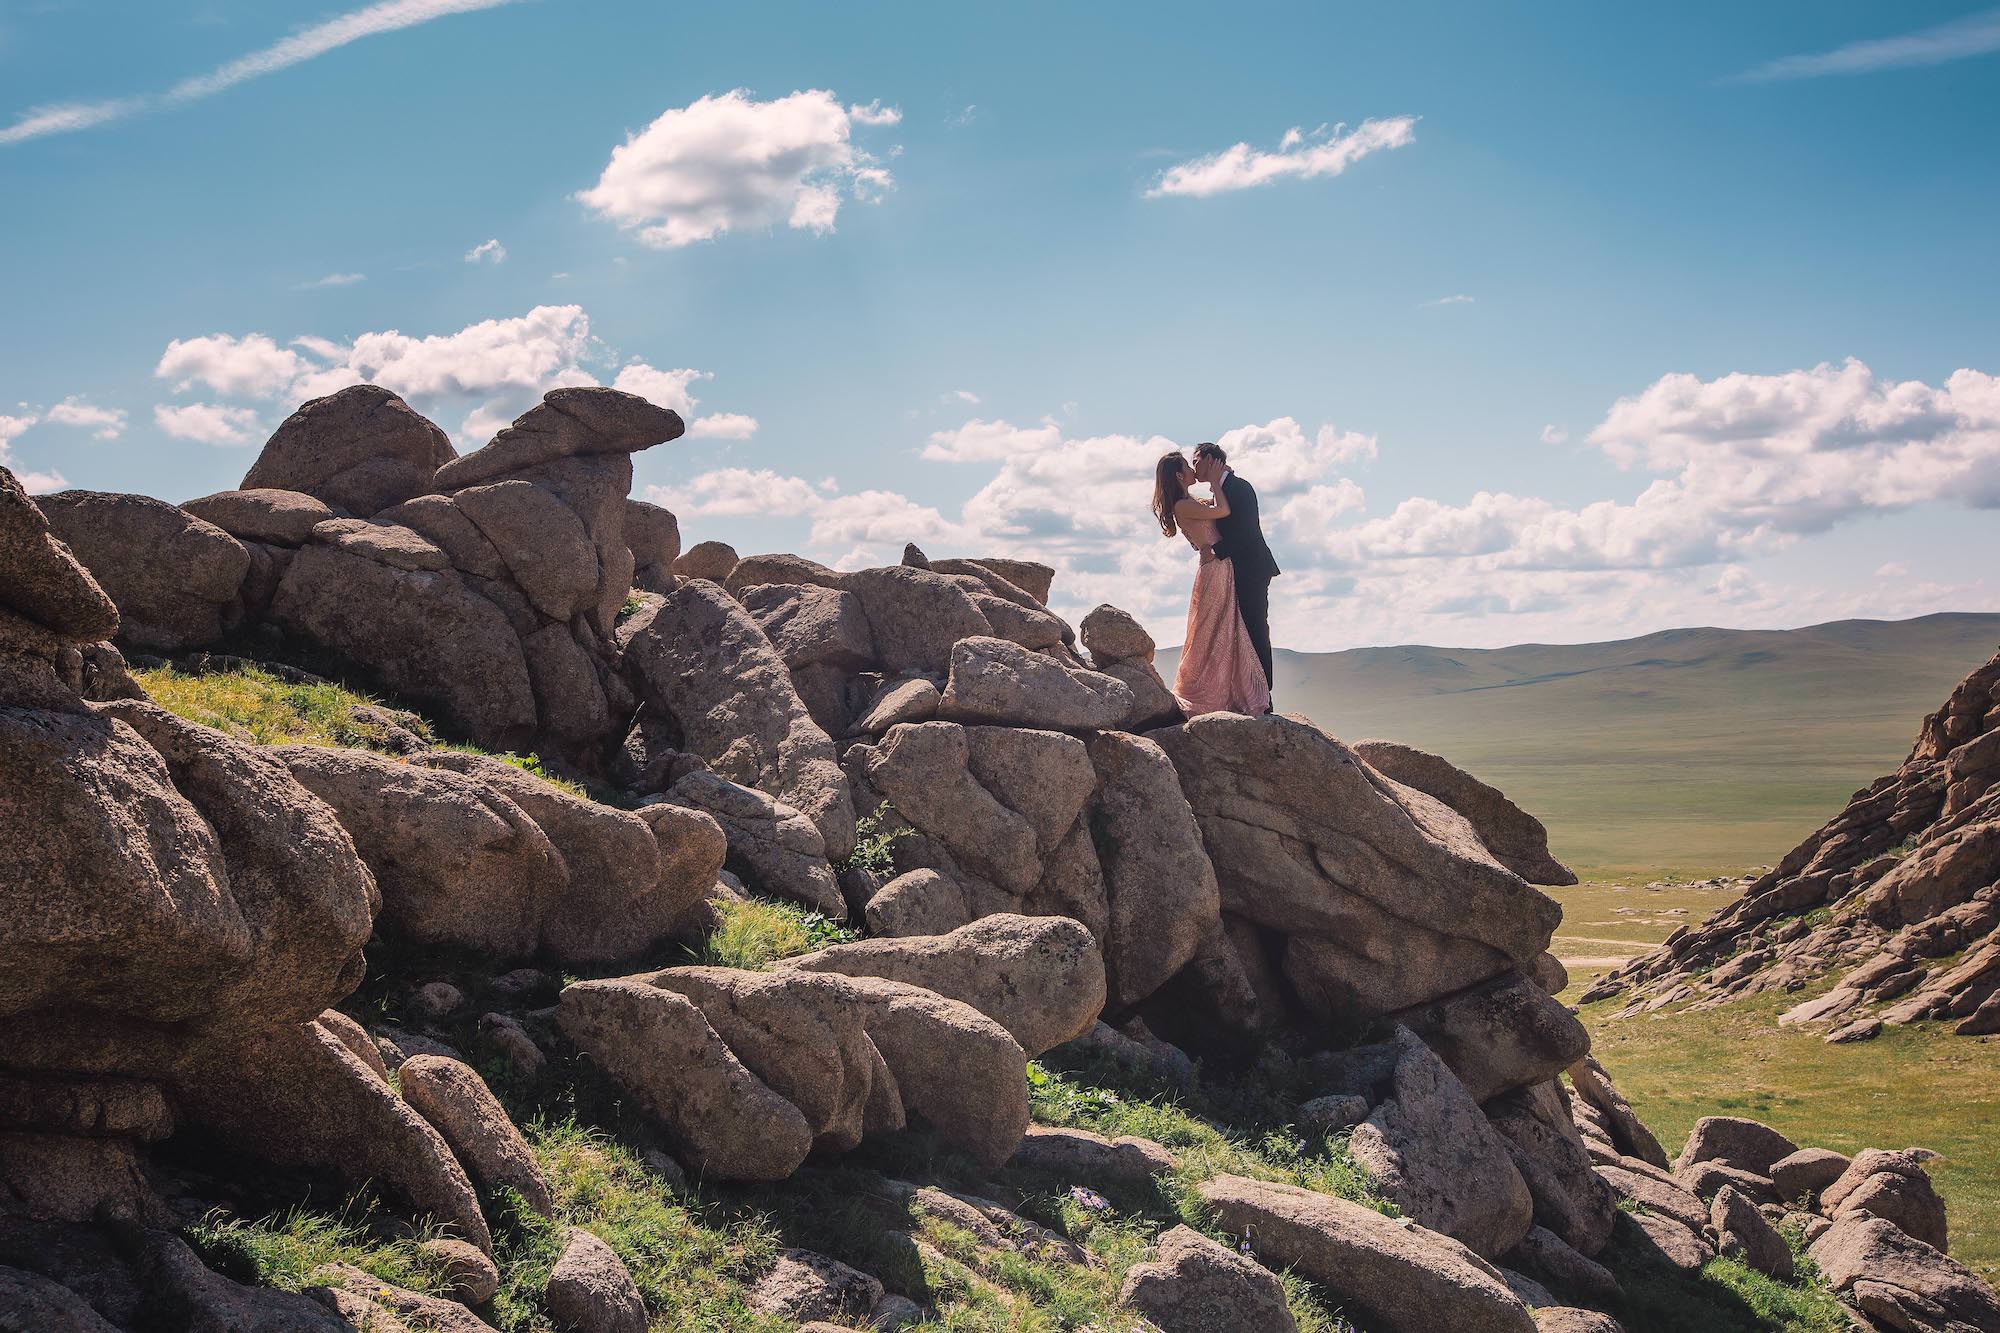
[1310,359,2000,578]
[464,238,506,264]
[43,396,126,439]
[0,412,65,491]
[155,305,751,448]
[154,402,265,447]
[646,469,829,518]
[688,412,759,440]
[576,89,900,248]
[1149,116,1417,198]
[298,272,366,289]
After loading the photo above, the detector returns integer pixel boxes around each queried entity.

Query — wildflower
[1068,1185,1111,1213]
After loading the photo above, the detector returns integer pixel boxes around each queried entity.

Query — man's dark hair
[1193,441,1226,465]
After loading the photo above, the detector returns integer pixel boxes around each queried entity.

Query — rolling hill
[1164,612,2000,876]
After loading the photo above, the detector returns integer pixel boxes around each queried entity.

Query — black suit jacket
[1211,472,1281,581]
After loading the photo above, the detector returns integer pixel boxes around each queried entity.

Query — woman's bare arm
[1176,490,1230,522]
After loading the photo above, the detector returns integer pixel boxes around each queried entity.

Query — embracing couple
[1152,440,1280,719]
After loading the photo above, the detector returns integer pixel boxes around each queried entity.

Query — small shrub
[839,804,912,880]
[697,897,855,970]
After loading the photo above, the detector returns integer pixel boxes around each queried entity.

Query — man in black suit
[1192,441,1279,706]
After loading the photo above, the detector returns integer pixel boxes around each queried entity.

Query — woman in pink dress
[1152,451,1272,718]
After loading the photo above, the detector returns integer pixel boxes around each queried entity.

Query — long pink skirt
[1173,555,1271,718]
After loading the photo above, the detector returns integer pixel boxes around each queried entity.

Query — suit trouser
[1234,569,1275,698]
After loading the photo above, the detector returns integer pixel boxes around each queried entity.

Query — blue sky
[4,0,1998,649]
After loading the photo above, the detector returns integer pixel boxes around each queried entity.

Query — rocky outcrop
[558,967,1032,1178]
[1119,1224,1299,1333]
[621,577,855,860]
[1200,1175,1536,1333]
[784,914,1105,1055]
[938,635,1133,730]
[1348,1029,1534,1259]
[1152,712,1563,1022]
[37,493,249,652]
[241,384,457,516]
[1811,1214,2000,1333]
[1352,741,1577,886]
[1590,646,2000,1039]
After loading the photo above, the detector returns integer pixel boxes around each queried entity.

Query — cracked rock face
[1151,712,1562,1021]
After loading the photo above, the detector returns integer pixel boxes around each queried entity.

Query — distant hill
[1162,612,2000,876]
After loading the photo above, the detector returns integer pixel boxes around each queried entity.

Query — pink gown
[1172,514,1272,718]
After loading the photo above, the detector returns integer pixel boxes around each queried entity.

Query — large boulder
[785,913,1106,1055]
[1348,1028,1535,1259]
[415,750,699,961]
[557,978,814,1180]
[544,1227,647,1333]
[1353,741,1577,886]
[276,745,561,958]
[432,387,682,492]
[174,1020,491,1253]
[1085,731,1223,1008]
[1392,970,1591,1102]
[240,385,456,516]
[742,583,876,672]
[938,636,1133,730]
[661,772,845,918]
[397,1055,554,1217]
[37,492,248,651]
[1200,1175,1536,1333]
[1118,1224,1299,1333]
[1809,1214,2000,1331]
[1485,1084,1617,1258]
[1151,713,1562,1020]
[269,542,536,748]
[1674,1116,1798,1177]
[451,481,600,623]
[622,578,854,860]
[558,969,1030,1179]
[1822,1149,1950,1251]
[625,498,680,592]
[1079,604,1154,667]
[0,699,376,1079]
[1710,1184,1792,1279]
[182,488,336,547]
[0,470,119,647]
[1565,1058,1668,1169]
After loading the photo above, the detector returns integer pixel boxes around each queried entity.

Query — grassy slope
[1163,611,2000,877]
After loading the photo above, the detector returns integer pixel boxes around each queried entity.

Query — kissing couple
[1151,441,1280,718]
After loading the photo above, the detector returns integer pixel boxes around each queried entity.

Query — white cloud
[464,238,507,264]
[924,417,1064,463]
[157,333,313,398]
[688,412,759,440]
[1876,562,1909,578]
[154,402,265,447]
[1,0,513,146]
[1301,358,2000,578]
[950,389,981,405]
[44,396,126,439]
[1735,8,2000,82]
[611,362,705,414]
[156,305,750,448]
[0,413,65,492]
[1424,294,1475,307]
[576,89,900,248]
[1149,116,1417,198]
[1540,424,1569,445]
[645,469,829,518]
[298,272,366,289]
[810,489,958,549]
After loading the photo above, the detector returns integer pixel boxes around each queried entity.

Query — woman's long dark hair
[1152,451,1189,537]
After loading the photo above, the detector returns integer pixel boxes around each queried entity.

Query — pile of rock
[1586,646,2000,1041]
[39,384,684,767]
[1569,1103,2000,1333]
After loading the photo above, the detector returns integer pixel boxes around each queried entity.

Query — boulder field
[3,385,1995,1332]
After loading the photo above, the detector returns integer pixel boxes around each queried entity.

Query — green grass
[1580,989,2000,1284]
[135,662,593,799]
[135,662,436,749]
[696,897,858,970]
[1195,611,2000,877]
[186,1200,461,1296]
